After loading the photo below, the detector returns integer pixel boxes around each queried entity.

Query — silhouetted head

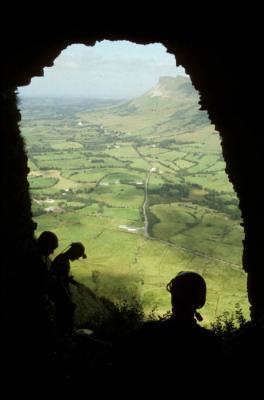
[66,242,87,261]
[167,271,206,320]
[38,231,58,256]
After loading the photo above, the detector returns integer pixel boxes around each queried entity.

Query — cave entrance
[18,40,247,323]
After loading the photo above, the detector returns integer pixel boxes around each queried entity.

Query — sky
[18,40,187,100]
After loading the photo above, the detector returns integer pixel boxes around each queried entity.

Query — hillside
[78,76,209,136]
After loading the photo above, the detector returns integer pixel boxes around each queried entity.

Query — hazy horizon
[18,94,131,101]
[18,40,187,100]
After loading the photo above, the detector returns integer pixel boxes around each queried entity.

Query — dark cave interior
[2,21,264,390]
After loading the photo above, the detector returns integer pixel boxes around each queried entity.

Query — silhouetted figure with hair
[51,242,87,336]
[115,271,222,392]
[37,230,58,270]
[36,231,59,321]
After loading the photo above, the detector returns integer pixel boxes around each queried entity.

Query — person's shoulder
[52,253,64,264]
[196,325,222,348]
[53,253,65,261]
[123,320,162,342]
[51,253,68,271]
[197,324,218,337]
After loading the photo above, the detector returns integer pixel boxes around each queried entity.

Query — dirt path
[148,236,241,269]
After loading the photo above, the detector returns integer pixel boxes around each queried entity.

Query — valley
[19,76,248,323]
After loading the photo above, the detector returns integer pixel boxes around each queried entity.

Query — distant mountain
[143,76,195,99]
[79,76,210,135]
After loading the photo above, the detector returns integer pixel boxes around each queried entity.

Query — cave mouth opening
[17,39,247,324]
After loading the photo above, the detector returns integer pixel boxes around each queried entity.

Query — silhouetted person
[37,230,58,270]
[115,271,222,391]
[51,242,87,336]
[33,231,60,368]
[161,271,221,366]
[36,231,59,316]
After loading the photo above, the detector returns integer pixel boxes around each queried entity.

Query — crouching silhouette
[116,271,222,391]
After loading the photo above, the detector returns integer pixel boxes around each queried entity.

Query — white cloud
[18,40,187,99]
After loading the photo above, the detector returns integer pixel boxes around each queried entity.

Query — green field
[19,76,248,323]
